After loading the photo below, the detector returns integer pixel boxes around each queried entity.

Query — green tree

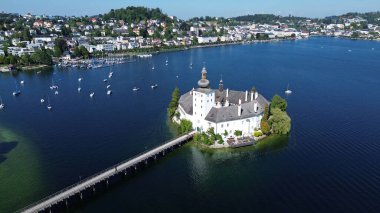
[260,119,271,135]
[270,94,287,111]
[54,38,67,57]
[79,46,89,59]
[167,87,180,118]
[178,119,192,134]
[22,28,31,41]
[269,108,291,135]
[263,104,269,120]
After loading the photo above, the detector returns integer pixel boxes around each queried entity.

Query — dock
[17,131,196,213]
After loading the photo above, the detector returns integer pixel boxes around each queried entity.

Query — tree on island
[178,119,192,134]
[270,94,287,111]
[167,87,180,118]
[269,108,291,135]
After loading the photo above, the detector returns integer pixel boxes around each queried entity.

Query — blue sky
[1,0,380,19]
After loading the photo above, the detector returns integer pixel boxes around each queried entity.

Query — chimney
[226,88,229,98]
[245,90,248,102]
[191,88,194,95]
[254,102,258,112]
[255,92,258,100]
[238,99,242,116]
[251,91,254,101]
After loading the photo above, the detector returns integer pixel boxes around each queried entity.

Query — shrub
[254,131,263,137]
[216,134,224,144]
[234,130,242,137]
[223,130,228,137]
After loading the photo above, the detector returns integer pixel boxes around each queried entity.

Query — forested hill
[231,12,380,25]
[100,6,174,23]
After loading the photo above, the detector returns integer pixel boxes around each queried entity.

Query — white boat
[107,90,112,95]
[13,83,21,96]
[152,65,155,70]
[103,79,108,82]
[0,96,4,110]
[40,98,45,103]
[106,85,111,89]
[165,57,168,65]
[20,80,25,85]
[108,68,113,78]
[78,87,82,92]
[285,84,292,95]
[132,87,140,91]
[151,84,158,89]
[90,92,95,98]
[50,79,58,90]
[78,78,83,82]
[54,91,59,95]
[47,97,52,111]
[13,90,21,96]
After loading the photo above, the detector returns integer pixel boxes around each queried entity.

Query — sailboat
[0,96,4,110]
[108,68,113,78]
[285,84,292,95]
[107,90,112,95]
[90,92,95,98]
[47,97,52,111]
[13,83,21,96]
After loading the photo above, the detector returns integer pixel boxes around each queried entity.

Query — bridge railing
[16,131,195,213]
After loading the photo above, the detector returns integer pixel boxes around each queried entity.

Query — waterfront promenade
[18,131,196,213]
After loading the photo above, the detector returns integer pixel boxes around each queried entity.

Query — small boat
[285,84,292,95]
[348,49,352,52]
[165,57,168,65]
[47,97,52,111]
[103,79,108,82]
[90,92,95,98]
[20,80,25,85]
[152,65,155,70]
[0,96,4,110]
[107,90,112,95]
[54,91,59,95]
[78,87,82,92]
[37,71,41,74]
[13,83,21,96]
[132,87,140,91]
[176,75,179,78]
[151,84,158,89]
[106,85,111,89]
[40,98,45,103]
[78,78,83,82]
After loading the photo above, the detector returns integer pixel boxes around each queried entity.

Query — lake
[1,37,380,212]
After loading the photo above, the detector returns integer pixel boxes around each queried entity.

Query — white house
[177,66,269,136]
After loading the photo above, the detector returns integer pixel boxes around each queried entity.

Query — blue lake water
[1,37,380,212]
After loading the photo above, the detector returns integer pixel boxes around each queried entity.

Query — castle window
[227,123,229,127]
[221,124,224,128]
[201,106,202,108]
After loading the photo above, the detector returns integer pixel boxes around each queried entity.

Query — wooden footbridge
[17,131,196,213]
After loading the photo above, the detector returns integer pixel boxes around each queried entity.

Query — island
[169,66,291,148]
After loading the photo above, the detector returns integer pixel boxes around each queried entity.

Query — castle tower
[197,65,210,88]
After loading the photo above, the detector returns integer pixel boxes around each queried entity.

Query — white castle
[177,66,269,136]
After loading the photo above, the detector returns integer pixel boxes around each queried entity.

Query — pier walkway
[18,131,196,213]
